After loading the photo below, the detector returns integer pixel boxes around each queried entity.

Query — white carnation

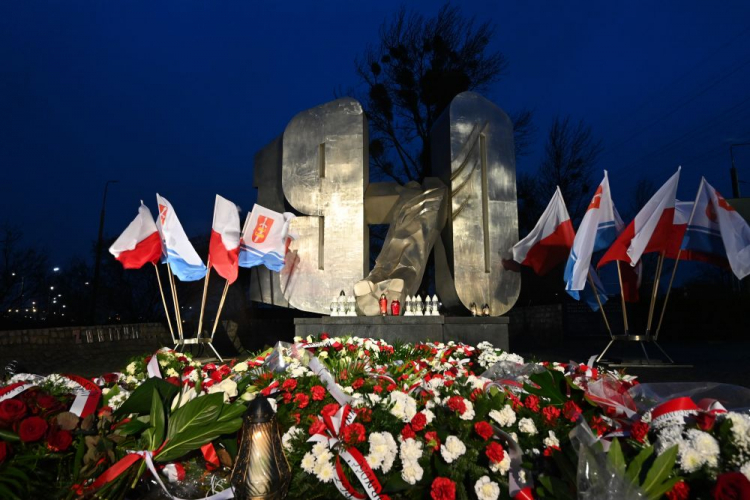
[543,430,560,449]
[489,452,511,475]
[401,460,424,485]
[474,475,500,500]
[440,435,466,463]
[399,438,423,462]
[489,405,516,427]
[282,426,303,451]
[518,418,538,435]
[460,399,476,420]
[741,462,750,482]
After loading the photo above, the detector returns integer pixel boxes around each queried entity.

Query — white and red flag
[512,186,575,275]
[239,204,295,272]
[599,168,680,268]
[705,179,750,279]
[109,202,163,269]
[209,195,241,284]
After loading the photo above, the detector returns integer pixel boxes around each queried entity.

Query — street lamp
[91,179,119,323]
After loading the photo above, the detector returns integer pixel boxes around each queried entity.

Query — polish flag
[706,179,750,279]
[209,195,241,284]
[109,202,163,269]
[512,187,575,275]
[598,168,680,268]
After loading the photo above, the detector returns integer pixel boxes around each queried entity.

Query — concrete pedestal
[294,316,509,351]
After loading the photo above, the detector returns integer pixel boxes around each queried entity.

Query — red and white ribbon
[650,397,699,427]
[308,405,382,500]
[0,381,37,402]
[61,373,102,419]
[492,426,535,500]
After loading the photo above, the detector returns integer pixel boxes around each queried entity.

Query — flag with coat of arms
[239,204,295,272]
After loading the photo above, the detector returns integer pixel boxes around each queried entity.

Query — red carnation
[0,441,8,463]
[411,412,427,432]
[291,412,301,425]
[0,399,27,425]
[696,412,717,432]
[282,379,297,392]
[401,425,416,440]
[321,403,340,417]
[294,393,309,409]
[563,400,582,422]
[352,378,364,390]
[309,419,326,436]
[342,423,366,445]
[165,376,180,387]
[320,333,330,340]
[666,481,690,500]
[210,370,224,383]
[589,415,608,436]
[282,392,293,404]
[713,472,750,500]
[386,383,397,392]
[47,427,73,452]
[311,385,325,401]
[485,441,505,464]
[356,407,373,423]
[542,406,561,426]
[430,477,456,500]
[474,421,494,441]
[446,396,466,415]
[630,421,649,443]
[524,395,540,413]
[18,416,48,442]
[424,431,440,451]
[373,385,383,394]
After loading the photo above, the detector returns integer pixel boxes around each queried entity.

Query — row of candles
[329,292,442,316]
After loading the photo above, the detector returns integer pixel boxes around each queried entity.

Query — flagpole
[197,257,211,338]
[616,261,630,334]
[167,264,184,341]
[210,280,230,339]
[645,252,665,336]
[152,264,176,343]
[587,272,612,336]
[654,250,682,340]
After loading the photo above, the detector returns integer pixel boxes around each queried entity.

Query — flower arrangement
[0,336,749,500]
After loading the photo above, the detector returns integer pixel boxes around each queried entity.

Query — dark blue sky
[2,1,750,264]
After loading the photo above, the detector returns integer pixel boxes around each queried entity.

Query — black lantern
[230,396,291,500]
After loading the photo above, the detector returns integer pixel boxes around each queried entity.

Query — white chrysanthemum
[543,430,560,449]
[301,452,317,473]
[726,413,750,450]
[312,441,329,456]
[315,460,335,483]
[655,425,684,455]
[489,452,511,475]
[282,426,303,452]
[489,405,516,427]
[679,446,704,473]
[518,418,538,435]
[440,435,466,463]
[686,429,720,467]
[401,460,424,485]
[460,399,476,420]
[166,368,179,378]
[159,358,169,367]
[741,462,750,482]
[474,475,500,500]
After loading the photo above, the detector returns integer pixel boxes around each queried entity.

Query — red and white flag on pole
[511,187,575,275]
[209,195,241,284]
[599,168,680,268]
[109,202,163,269]
[706,180,750,279]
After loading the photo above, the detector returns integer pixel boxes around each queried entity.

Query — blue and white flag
[578,265,609,311]
[239,204,295,272]
[564,171,620,301]
[155,194,207,281]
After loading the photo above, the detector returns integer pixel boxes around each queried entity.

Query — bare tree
[355,4,533,183]
[628,178,656,221]
[0,224,48,315]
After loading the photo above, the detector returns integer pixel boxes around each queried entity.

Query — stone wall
[508,304,565,347]
[0,323,173,376]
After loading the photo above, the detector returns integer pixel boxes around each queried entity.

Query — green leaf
[155,417,243,462]
[0,429,21,442]
[524,370,567,405]
[642,445,678,495]
[150,389,166,450]
[114,378,179,417]
[166,393,224,440]
[607,438,626,477]
[218,403,247,423]
[537,475,575,500]
[0,482,21,500]
[115,419,150,437]
[647,477,681,500]
[626,446,654,484]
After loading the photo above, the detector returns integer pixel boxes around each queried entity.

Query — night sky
[2,1,750,264]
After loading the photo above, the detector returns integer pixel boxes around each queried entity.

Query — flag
[109,202,163,269]
[512,186,575,276]
[156,194,207,281]
[209,195,241,284]
[598,168,680,268]
[578,266,609,311]
[705,179,750,279]
[239,204,295,272]
[565,171,619,296]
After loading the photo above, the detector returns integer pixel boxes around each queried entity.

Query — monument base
[294,316,509,351]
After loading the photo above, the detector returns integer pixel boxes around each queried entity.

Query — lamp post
[730,143,750,198]
[91,180,118,324]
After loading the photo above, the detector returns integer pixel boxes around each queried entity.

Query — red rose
[486,441,505,463]
[321,403,340,417]
[210,370,224,383]
[36,394,58,410]
[294,393,309,409]
[524,395,540,412]
[666,481,690,500]
[0,441,8,463]
[342,423,366,445]
[352,378,364,390]
[424,431,440,451]
[308,419,326,436]
[101,373,119,384]
[282,379,297,392]
[47,427,73,452]
[542,406,561,426]
[474,421,494,441]
[630,421,649,443]
[411,412,427,432]
[311,385,325,401]
[713,472,750,500]
[18,416,48,442]
[696,412,717,431]
[446,396,466,415]
[320,333,329,340]
[430,477,456,500]
[0,399,27,425]
[401,425,416,440]
[563,401,582,422]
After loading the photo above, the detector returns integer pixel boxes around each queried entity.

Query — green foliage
[113,378,179,417]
